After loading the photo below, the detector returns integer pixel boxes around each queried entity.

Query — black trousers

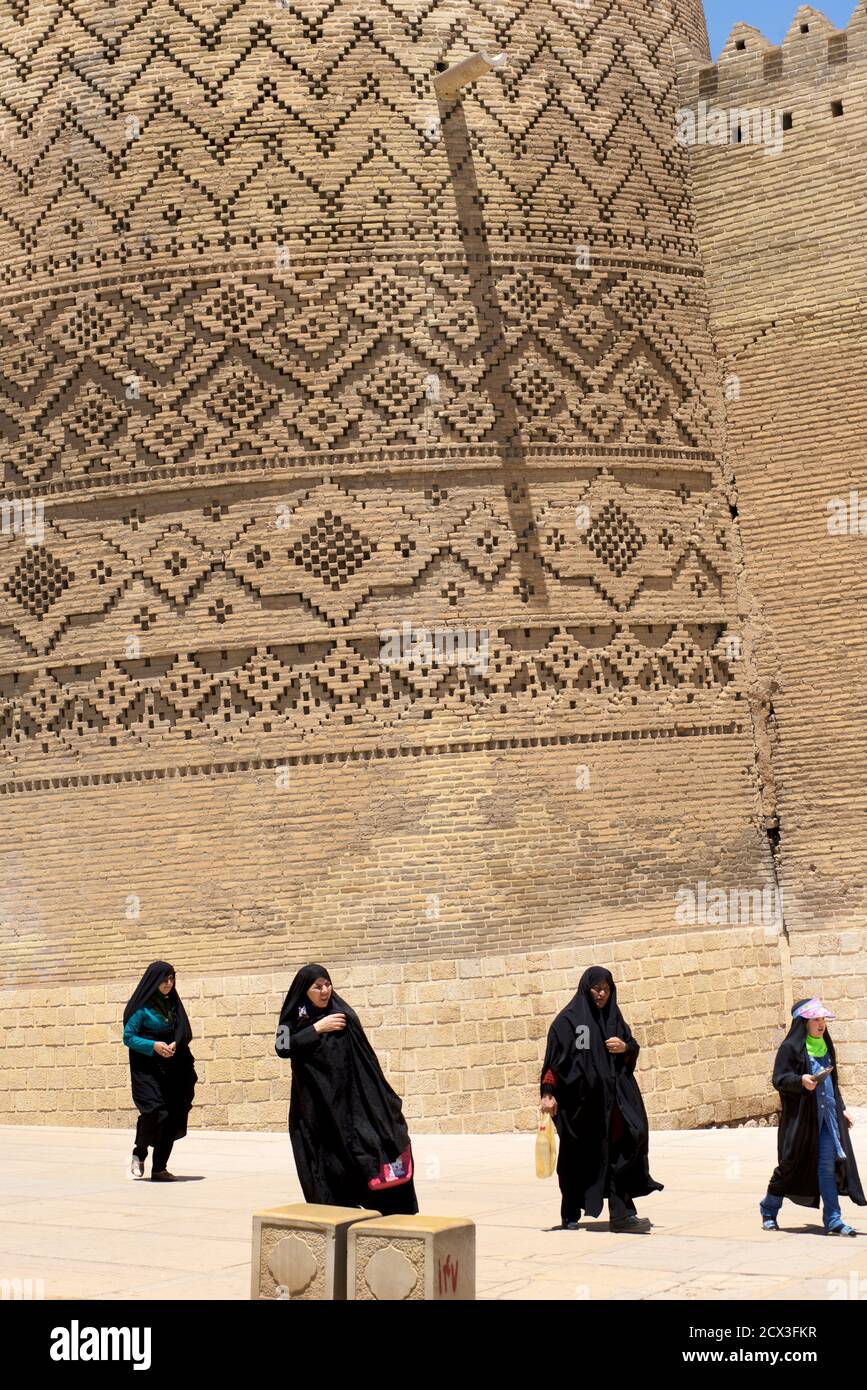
[558,1127,638,1225]
[558,1169,637,1222]
[133,1114,174,1172]
[607,1185,638,1223]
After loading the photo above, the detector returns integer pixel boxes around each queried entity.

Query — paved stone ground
[2,1118,866,1300]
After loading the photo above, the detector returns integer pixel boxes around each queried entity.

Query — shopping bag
[368,1145,413,1191]
[535,1111,557,1179]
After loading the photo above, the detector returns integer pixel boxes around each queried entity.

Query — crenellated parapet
[676,3,867,111]
[674,13,867,1108]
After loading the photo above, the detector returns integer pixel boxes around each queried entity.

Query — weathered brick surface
[677,3,867,1099]
[0,0,832,1130]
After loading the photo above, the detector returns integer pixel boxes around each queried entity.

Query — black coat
[123,961,197,1146]
[541,967,662,1217]
[275,965,418,1214]
[766,1019,865,1207]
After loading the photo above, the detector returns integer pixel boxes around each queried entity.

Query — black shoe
[561,1219,581,1230]
[611,1214,650,1232]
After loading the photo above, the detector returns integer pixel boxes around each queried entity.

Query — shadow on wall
[436,86,544,600]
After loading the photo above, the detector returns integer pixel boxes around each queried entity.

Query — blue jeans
[760,1121,843,1231]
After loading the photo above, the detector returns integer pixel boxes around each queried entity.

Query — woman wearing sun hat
[759,997,864,1236]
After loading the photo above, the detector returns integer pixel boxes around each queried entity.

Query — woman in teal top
[122,961,197,1181]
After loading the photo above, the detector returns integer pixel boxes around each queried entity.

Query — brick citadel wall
[0,0,808,1132]
[676,2,867,1099]
[5,931,787,1133]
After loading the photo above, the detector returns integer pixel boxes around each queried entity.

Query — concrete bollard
[251,1203,378,1300]
[348,1214,475,1300]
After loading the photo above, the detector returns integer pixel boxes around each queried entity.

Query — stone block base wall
[788,931,867,1095]
[1,928,816,1134]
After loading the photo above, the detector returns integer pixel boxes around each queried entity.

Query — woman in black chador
[275,964,418,1215]
[122,961,197,1181]
[759,997,863,1235]
[540,966,662,1230]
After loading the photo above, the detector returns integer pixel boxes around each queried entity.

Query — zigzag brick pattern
[0,0,787,1132]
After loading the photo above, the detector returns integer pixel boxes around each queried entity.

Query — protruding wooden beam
[433,51,508,100]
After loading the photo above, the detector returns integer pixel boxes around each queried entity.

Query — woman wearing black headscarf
[122,960,197,1181]
[759,997,863,1235]
[540,966,662,1230]
[275,964,418,1215]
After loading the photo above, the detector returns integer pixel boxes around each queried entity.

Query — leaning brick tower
[0,1,783,1133]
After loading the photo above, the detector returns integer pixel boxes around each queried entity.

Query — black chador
[766,1007,865,1208]
[541,966,662,1225]
[275,964,418,1215]
[122,960,197,1163]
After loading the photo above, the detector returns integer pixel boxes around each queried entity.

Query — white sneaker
[130,1155,144,1179]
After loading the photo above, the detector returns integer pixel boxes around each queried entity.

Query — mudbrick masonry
[676,1,867,1113]
[0,0,860,1133]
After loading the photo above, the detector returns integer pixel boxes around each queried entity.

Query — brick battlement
[674,3,867,328]
[674,9,867,1114]
[677,3,867,105]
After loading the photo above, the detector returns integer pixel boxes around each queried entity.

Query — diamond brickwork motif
[4,548,73,619]
[0,0,737,790]
[0,620,742,780]
[583,501,647,578]
[291,515,374,592]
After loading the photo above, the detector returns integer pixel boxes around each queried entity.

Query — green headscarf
[805,1032,829,1059]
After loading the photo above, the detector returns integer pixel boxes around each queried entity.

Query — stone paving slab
[1,1119,865,1301]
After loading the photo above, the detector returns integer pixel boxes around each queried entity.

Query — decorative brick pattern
[0,0,806,1130]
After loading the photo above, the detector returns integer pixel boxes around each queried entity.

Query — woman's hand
[540,1096,558,1117]
[605,1037,627,1053]
[154,1041,175,1058]
[314,1013,347,1034]
[844,1110,854,1129]
[801,1073,817,1091]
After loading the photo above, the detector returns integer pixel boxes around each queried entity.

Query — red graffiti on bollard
[438,1254,459,1295]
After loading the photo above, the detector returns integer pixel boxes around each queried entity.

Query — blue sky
[705,1,856,56]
